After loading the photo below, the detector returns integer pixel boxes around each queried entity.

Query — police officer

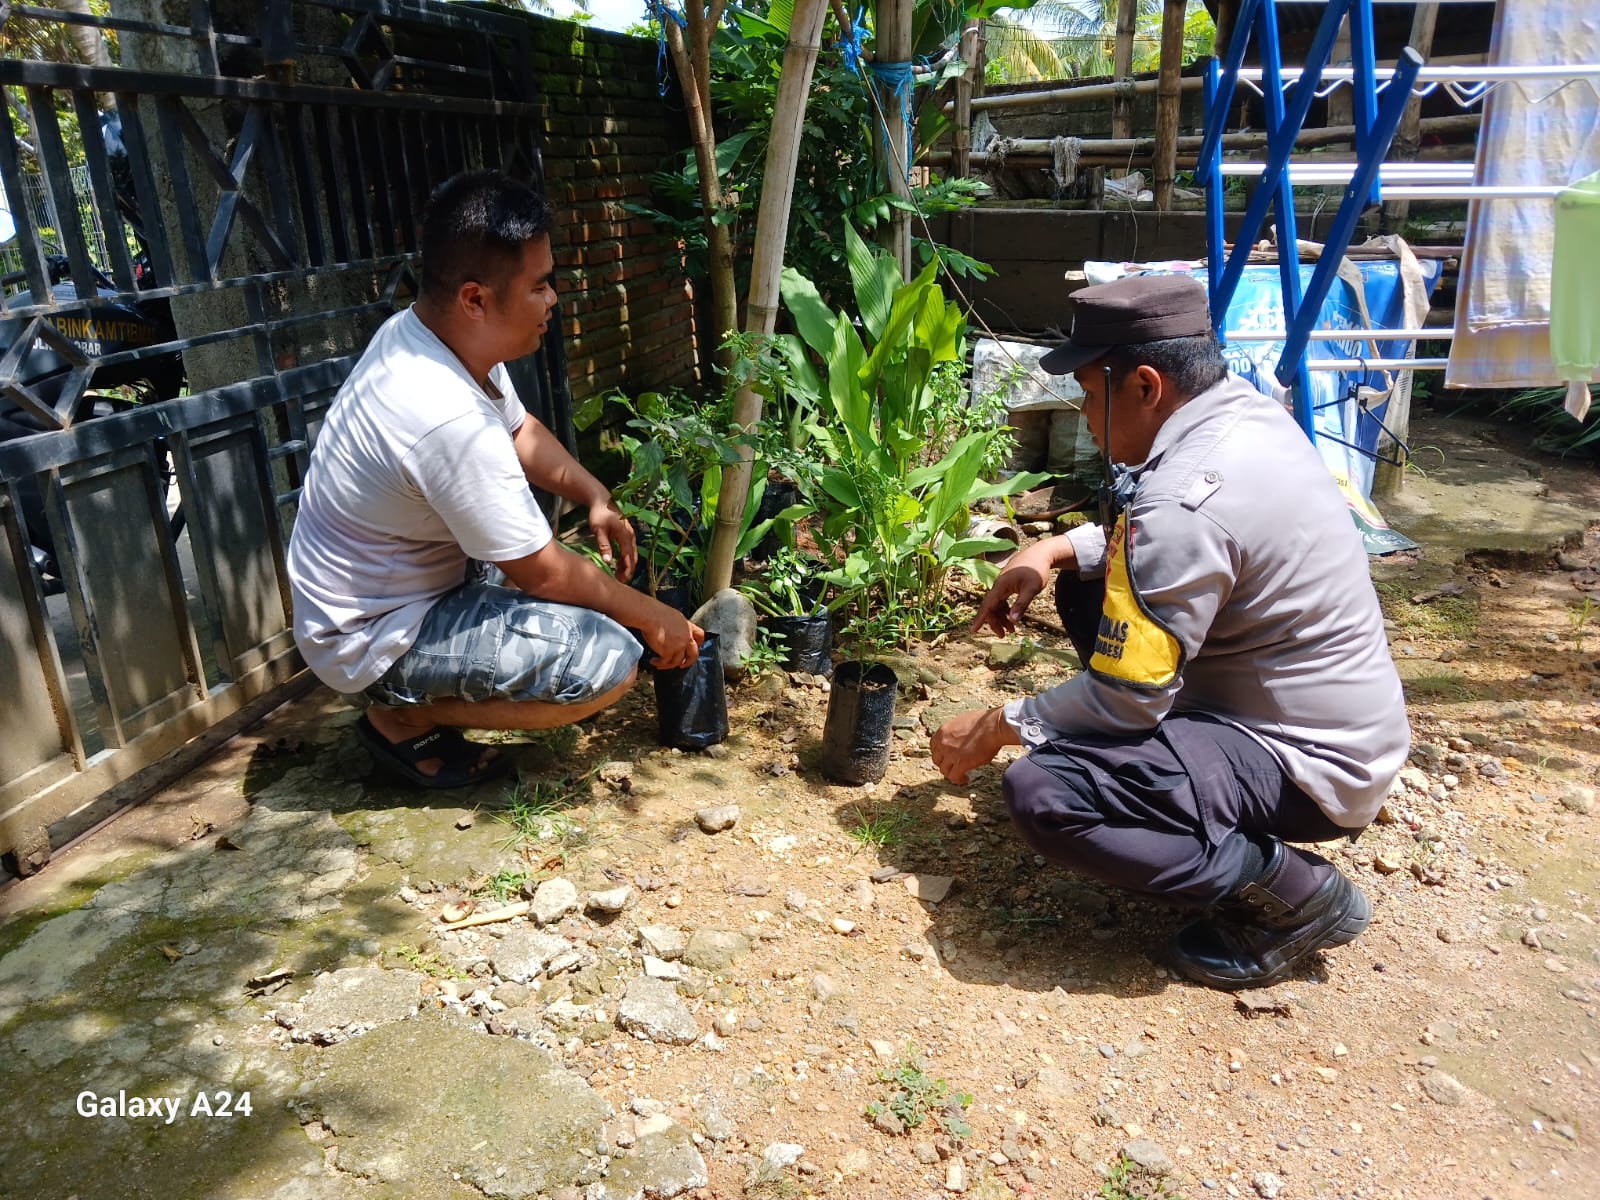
[931,274,1409,990]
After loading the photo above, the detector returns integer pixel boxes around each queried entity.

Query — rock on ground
[682,929,751,973]
[616,976,699,1045]
[276,967,425,1044]
[690,588,757,679]
[493,930,574,983]
[531,878,580,926]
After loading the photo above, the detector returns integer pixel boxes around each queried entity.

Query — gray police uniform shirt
[1003,372,1410,829]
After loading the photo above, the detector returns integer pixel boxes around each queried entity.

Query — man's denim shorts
[362,582,640,708]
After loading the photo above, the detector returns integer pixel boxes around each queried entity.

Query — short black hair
[419,170,553,302]
[1101,332,1229,399]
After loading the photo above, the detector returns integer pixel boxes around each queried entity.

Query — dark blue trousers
[1001,572,1350,905]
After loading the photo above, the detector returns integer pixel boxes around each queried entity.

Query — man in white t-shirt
[287,170,702,789]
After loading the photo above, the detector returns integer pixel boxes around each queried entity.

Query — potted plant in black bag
[742,545,835,676]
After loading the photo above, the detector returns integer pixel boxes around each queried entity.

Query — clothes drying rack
[1196,0,1600,447]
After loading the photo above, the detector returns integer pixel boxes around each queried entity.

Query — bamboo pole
[1381,3,1441,229]
[699,0,830,599]
[951,18,981,180]
[922,112,1481,166]
[1153,0,1188,210]
[1110,0,1138,143]
[875,0,914,279]
[945,74,1204,116]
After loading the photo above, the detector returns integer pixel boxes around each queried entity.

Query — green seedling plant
[742,545,827,618]
[1571,597,1596,653]
[1099,1152,1185,1200]
[846,804,913,850]
[866,1043,973,1138]
[771,224,1049,648]
[477,867,536,903]
[739,628,789,681]
[392,944,466,981]
[497,777,591,860]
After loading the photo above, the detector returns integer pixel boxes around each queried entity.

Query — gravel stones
[494,930,575,983]
[531,878,580,926]
[1560,786,1595,814]
[903,873,955,903]
[683,929,752,973]
[1253,1170,1284,1198]
[616,976,699,1045]
[1421,1070,1472,1106]
[636,925,686,962]
[695,805,741,833]
[1121,1138,1174,1175]
[586,885,633,915]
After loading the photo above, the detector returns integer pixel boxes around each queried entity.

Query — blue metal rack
[1196,0,1423,444]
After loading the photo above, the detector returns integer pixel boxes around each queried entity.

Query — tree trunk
[49,0,116,109]
[1110,0,1138,144]
[874,0,913,280]
[699,0,829,599]
[951,19,981,180]
[1152,0,1187,210]
[664,10,738,375]
[1381,3,1440,229]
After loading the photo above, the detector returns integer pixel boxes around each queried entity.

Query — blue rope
[839,5,871,73]
[867,59,915,183]
[647,0,687,99]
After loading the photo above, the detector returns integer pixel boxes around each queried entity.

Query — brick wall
[531,21,701,402]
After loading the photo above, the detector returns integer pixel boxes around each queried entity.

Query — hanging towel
[1446,2,1600,388]
[1552,171,1600,420]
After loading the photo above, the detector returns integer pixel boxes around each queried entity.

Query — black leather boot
[1170,840,1371,990]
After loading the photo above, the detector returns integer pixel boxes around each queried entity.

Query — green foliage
[1490,386,1600,458]
[985,0,1213,86]
[477,867,536,903]
[740,627,790,679]
[1099,1152,1186,1200]
[628,6,992,308]
[846,804,914,849]
[1572,597,1596,654]
[576,384,810,597]
[742,545,827,617]
[497,777,591,858]
[865,1043,973,1137]
[391,944,467,980]
[766,224,1048,649]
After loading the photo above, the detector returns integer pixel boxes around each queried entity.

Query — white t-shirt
[287,308,552,692]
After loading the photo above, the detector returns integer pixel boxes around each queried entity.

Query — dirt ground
[3,411,1599,1200]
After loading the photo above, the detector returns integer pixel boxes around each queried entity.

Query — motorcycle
[0,111,187,594]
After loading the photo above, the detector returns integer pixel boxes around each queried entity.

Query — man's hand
[930,706,1022,786]
[971,546,1056,637]
[587,498,637,581]
[640,603,704,671]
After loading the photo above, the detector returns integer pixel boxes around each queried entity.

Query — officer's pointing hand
[971,546,1056,637]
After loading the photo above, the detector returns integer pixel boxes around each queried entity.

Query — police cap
[1039,274,1213,376]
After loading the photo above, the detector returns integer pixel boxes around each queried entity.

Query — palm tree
[985,0,1165,85]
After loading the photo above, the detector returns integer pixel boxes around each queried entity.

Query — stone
[637,925,686,961]
[1421,1070,1472,1106]
[275,966,425,1044]
[904,874,955,904]
[694,1095,737,1141]
[493,981,531,1008]
[986,641,1032,669]
[616,976,699,1045]
[531,878,580,926]
[643,955,682,980]
[586,885,633,915]
[1374,853,1406,875]
[945,1160,968,1192]
[494,930,574,983]
[1560,786,1595,815]
[811,973,842,1002]
[1252,1171,1284,1199]
[915,1141,941,1165]
[1122,1139,1174,1175]
[591,1118,708,1200]
[683,929,752,973]
[872,1108,906,1135]
[695,805,741,833]
[1399,767,1430,793]
[1035,1068,1076,1099]
[690,588,758,679]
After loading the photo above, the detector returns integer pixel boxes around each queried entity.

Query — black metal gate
[0,0,568,872]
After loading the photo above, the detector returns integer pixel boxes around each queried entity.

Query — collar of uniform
[1144,372,1255,466]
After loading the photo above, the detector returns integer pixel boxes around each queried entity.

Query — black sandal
[354,715,509,791]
